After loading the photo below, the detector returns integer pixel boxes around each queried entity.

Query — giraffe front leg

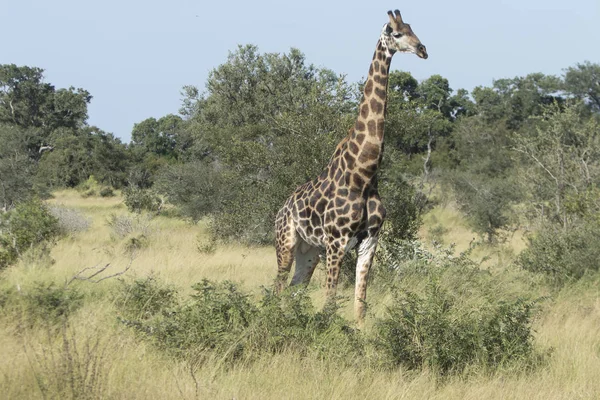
[324,236,346,310]
[354,193,386,328]
[354,234,379,328]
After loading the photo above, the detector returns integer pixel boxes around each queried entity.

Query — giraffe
[274,9,428,327]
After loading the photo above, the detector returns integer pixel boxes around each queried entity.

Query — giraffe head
[381,9,428,59]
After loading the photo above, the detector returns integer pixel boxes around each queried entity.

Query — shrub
[518,222,600,285]
[48,205,91,235]
[374,239,540,374]
[5,283,85,327]
[154,161,223,222]
[105,213,152,240]
[99,187,115,197]
[0,200,61,269]
[196,235,217,255]
[118,279,361,365]
[116,276,178,320]
[374,283,536,374]
[122,187,162,214]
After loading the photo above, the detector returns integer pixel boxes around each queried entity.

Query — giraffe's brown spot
[355,120,365,131]
[370,98,383,114]
[316,199,327,214]
[377,51,384,61]
[337,216,350,226]
[377,119,385,140]
[326,181,336,196]
[319,180,328,192]
[337,188,348,197]
[367,120,377,136]
[358,142,380,163]
[334,169,342,182]
[343,152,355,171]
[348,190,359,201]
[368,64,373,76]
[314,228,323,237]
[352,202,362,212]
[368,200,377,213]
[349,141,359,155]
[375,87,386,100]
[364,80,373,96]
[368,215,382,227]
[360,104,369,119]
[335,197,345,208]
[358,167,372,177]
[374,61,380,72]
[353,174,365,188]
[311,212,321,227]
[374,75,388,87]
[340,204,350,215]
[355,133,365,145]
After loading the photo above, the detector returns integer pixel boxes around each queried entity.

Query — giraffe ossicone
[274,9,428,328]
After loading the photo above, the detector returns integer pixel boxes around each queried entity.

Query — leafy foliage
[374,241,540,374]
[518,221,600,285]
[118,278,361,364]
[0,200,61,268]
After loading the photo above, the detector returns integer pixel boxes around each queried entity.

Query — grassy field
[1,190,599,399]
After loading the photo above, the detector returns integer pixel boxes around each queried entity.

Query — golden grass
[1,190,600,399]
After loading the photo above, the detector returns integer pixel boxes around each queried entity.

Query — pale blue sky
[3,0,599,142]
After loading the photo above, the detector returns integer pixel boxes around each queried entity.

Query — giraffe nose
[417,44,428,59]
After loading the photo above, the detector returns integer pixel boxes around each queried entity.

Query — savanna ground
[1,190,599,400]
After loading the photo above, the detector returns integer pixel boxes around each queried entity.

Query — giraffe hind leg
[275,210,297,293]
[290,240,320,286]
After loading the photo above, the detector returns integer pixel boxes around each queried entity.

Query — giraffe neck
[343,39,393,191]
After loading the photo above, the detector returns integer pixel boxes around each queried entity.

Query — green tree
[472,73,563,129]
[0,64,91,153]
[564,61,600,112]
[177,45,356,243]
[449,118,521,241]
[0,124,37,209]
[36,127,129,189]
[513,102,600,228]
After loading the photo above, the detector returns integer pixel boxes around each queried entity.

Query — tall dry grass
[1,190,599,399]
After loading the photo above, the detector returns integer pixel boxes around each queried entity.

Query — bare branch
[512,146,559,184]
[66,252,137,287]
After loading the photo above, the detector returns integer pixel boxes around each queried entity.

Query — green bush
[154,161,223,222]
[374,240,540,374]
[116,276,178,320]
[122,187,162,214]
[518,222,600,285]
[118,279,361,364]
[24,283,84,325]
[0,200,61,269]
[374,283,536,374]
[99,187,115,197]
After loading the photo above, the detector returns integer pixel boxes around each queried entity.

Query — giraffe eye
[392,33,403,38]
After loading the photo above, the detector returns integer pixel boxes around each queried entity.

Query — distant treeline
[1,47,599,251]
